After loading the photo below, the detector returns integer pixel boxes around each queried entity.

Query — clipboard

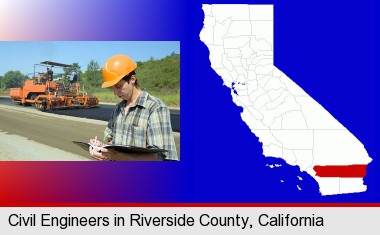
[72,141,168,154]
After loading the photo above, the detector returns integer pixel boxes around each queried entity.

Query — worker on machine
[44,67,54,82]
[70,70,78,85]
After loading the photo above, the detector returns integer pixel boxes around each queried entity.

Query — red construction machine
[9,61,99,110]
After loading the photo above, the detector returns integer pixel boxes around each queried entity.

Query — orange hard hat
[102,54,137,88]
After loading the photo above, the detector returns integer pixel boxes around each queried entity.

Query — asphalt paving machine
[9,61,99,111]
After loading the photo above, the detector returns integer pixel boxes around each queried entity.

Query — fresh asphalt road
[0,97,180,132]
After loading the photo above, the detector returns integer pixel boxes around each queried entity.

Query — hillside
[137,53,180,94]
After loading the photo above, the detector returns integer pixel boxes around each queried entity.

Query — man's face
[111,79,133,100]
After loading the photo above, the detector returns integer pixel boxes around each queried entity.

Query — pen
[92,136,101,152]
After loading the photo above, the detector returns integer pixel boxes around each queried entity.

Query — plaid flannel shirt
[104,90,178,160]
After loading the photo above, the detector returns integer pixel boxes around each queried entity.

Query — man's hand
[88,139,111,161]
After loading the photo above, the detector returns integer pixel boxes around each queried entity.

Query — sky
[0,41,180,77]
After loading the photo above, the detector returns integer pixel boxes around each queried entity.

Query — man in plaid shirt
[89,54,178,161]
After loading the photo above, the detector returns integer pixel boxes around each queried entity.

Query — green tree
[3,71,28,88]
[86,59,102,88]
[0,75,3,90]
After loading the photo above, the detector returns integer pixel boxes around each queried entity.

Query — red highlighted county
[313,165,367,178]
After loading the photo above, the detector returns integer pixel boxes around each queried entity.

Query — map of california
[199,4,372,195]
